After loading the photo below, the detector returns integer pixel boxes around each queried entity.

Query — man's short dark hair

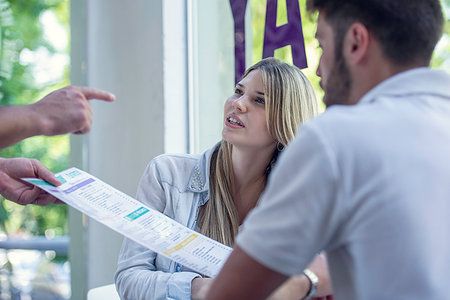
[307,0,444,66]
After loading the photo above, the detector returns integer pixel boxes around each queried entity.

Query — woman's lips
[225,115,245,128]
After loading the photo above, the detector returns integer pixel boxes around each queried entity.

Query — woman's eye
[234,88,243,95]
[255,98,265,104]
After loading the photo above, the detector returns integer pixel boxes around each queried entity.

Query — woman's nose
[232,96,247,112]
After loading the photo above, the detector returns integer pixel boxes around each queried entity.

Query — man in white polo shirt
[206,0,450,299]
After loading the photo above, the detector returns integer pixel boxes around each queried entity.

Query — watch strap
[303,268,318,300]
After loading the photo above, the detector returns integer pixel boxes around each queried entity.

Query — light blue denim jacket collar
[186,141,221,205]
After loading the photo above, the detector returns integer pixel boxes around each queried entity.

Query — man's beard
[323,52,352,108]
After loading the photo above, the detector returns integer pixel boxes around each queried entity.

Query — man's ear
[343,22,370,65]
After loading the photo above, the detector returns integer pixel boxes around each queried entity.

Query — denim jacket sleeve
[114,159,201,300]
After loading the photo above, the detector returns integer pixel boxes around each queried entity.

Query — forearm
[115,267,171,300]
[116,238,201,300]
[192,277,214,300]
[267,275,310,300]
[0,86,115,149]
[205,246,288,300]
[115,267,201,300]
[0,105,43,149]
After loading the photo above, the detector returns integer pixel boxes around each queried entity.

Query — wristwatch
[303,268,318,300]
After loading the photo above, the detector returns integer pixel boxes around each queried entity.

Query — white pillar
[70,0,188,297]
[188,0,244,153]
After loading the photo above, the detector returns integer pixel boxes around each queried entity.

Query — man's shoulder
[297,104,385,158]
[306,104,372,134]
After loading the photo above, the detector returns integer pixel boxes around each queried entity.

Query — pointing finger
[78,86,115,102]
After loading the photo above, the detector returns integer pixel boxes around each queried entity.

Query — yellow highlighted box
[163,234,198,256]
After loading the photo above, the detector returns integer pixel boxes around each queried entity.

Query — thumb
[32,161,61,186]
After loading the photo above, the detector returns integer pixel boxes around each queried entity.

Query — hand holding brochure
[22,167,231,278]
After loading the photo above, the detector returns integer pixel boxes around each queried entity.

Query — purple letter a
[263,0,307,69]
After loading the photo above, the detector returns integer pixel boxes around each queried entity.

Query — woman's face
[222,70,276,150]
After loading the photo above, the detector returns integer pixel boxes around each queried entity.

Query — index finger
[78,86,116,102]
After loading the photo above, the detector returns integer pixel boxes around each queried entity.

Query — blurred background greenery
[0,0,69,238]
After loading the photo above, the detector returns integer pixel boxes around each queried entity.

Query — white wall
[188,0,235,154]
[70,0,188,298]
[188,0,250,153]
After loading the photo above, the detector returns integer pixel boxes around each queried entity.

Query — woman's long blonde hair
[197,58,319,246]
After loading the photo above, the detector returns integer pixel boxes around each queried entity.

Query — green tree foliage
[0,0,69,237]
[431,0,450,69]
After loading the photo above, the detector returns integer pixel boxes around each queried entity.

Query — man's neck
[349,58,427,105]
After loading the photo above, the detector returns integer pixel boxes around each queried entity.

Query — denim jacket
[115,144,218,300]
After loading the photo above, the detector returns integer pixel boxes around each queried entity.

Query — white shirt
[236,68,450,300]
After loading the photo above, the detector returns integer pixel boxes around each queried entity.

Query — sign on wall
[230,0,307,83]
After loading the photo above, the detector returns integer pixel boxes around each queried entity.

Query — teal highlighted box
[26,179,55,187]
[124,207,149,221]
[56,175,66,184]
[66,169,82,179]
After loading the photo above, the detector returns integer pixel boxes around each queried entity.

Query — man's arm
[0,85,115,149]
[0,85,114,205]
[198,253,332,300]
[0,157,62,205]
[205,246,288,300]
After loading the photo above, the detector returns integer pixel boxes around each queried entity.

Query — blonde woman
[115,58,332,300]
